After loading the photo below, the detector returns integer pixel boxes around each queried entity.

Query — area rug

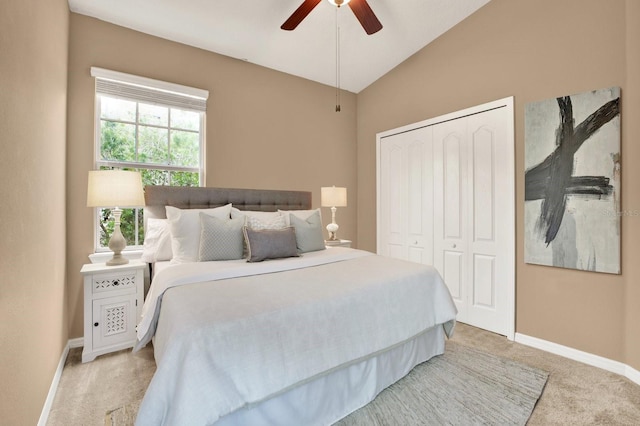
[105,341,548,425]
[336,341,548,425]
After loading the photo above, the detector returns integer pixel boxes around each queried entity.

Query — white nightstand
[325,239,352,248]
[80,260,145,363]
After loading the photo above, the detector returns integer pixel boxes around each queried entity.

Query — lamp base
[326,222,339,241]
[106,253,129,266]
[106,207,128,266]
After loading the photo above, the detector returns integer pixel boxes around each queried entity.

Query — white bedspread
[135,248,457,426]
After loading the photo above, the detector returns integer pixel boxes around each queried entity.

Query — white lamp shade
[87,170,145,208]
[321,186,347,207]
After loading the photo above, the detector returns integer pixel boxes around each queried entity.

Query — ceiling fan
[281,0,383,35]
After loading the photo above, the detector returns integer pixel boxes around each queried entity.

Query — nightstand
[325,239,352,248]
[80,260,145,363]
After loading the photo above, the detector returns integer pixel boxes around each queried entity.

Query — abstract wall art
[524,87,621,274]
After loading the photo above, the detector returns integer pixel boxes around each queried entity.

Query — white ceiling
[68,0,490,93]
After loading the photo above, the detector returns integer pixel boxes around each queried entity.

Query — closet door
[433,108,510,335]
[378,127,433,265]
[433,120,469,323]
[377,97,514,339]
[465,108,510,334]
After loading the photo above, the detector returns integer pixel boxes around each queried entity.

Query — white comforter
[135,248,457,426]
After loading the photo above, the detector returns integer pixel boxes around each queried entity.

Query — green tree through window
[96,95,203,250]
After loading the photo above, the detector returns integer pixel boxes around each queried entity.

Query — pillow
[231,208,286,229]
[289,210,326,253]
[198,214,244,261]
[166,204,232,263]
[278,208,322,226]
[246,214,286,230]
[231,209,287,258]
[141,218,173,262]
[231,208,282,221]
[242,226,299,262]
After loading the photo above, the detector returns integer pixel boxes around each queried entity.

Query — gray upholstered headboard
[144,186,312,219]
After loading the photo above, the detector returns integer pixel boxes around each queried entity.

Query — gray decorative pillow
[289,210,326,253]
[242,226,299,262]
[198,214,244,261]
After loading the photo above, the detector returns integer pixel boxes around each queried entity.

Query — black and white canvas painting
[524,87,621,274]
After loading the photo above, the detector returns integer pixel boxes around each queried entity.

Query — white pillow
[141,218,173,263]
[278,208,322,226]
[231,208,282,222]
[246,214,286,230]
[166,204,232,263]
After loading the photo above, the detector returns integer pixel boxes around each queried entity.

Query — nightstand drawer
[92,271,137,294]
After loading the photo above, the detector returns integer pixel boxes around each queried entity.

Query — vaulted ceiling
[68,0,490,93]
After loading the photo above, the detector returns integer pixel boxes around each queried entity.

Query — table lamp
[321,186,347,241]
[87,170,145,266]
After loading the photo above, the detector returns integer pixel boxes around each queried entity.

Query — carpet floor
[47,323,640,425]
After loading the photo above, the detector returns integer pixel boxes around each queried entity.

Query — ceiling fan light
[328,0,351,7]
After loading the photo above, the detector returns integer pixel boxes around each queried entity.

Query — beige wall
[357,0,640,369]
[0,0,69,423]
[67,14,358,338]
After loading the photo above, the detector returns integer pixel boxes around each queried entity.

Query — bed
[134,186,457,426]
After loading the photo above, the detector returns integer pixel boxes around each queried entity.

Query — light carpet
[105,341,548,425]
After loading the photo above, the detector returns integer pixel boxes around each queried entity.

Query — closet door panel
[472,127,495,243]
[407,135,433,265]
[443,134,463,240]
[444,251,463,299]
[379,141,405,259]
[473,254,495,308]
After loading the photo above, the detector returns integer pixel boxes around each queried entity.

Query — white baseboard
[38,337,84,426]
[626,363,640,385]
[37,342,70,426]
[515,333,640,386]
[69,337,84,348]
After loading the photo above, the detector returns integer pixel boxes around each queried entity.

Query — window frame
[91,68,208,252]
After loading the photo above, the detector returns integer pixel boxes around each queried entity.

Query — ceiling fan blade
[348,0,383,35]
[281,0,322,31]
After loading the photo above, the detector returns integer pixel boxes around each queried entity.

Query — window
[91,68,208,251]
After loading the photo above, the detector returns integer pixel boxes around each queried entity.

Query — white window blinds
[90,67,208,112]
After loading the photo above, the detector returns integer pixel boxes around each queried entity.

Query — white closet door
[465,108,511,334]
[433,120,469,323]
[377,97,514,339]
[433,108,510,335]
[378,128,433,265]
